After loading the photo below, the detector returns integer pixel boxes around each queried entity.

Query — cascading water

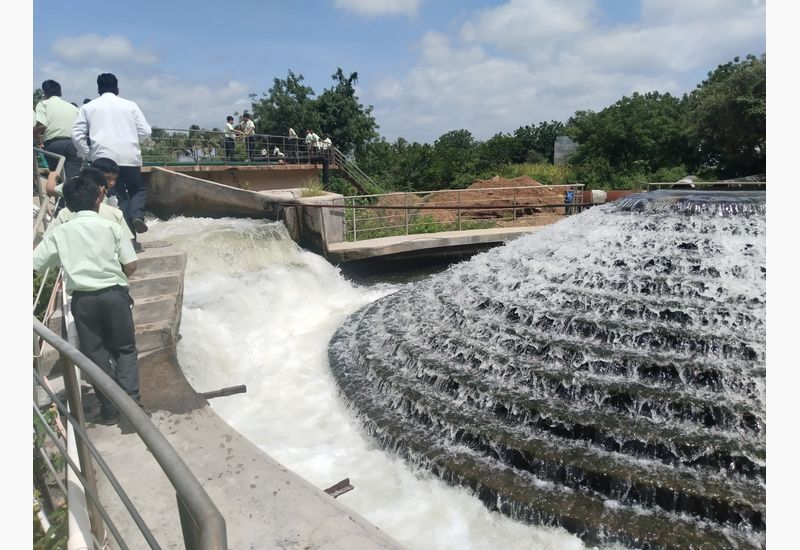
[328,190,766,549]
[145,216,588,550]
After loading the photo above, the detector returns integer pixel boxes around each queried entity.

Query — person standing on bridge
[34,80,81,183]
[33,174,142,426]
[72,73,152,239]
[224,115,243,161]
[242,112,256,161]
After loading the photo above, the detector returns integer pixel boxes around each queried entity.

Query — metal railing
[647,180,767,191]
[33,314,228,549]
[341,184,584,242]
[141,129,335,168]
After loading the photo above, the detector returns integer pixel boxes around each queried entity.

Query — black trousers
[44,137,82,182]
[246,136,255,160]
[71,286,140,415]
[108,166,146,233]
[224,137,235,160]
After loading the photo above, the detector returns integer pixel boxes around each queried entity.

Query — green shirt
[50,202,135,241]
[33,211,137,294]
[35,96,79,142]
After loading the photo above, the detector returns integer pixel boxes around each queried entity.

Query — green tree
[431,129,477,188]
[567,91,690,175]
[250,70,318,137]
[513,120,566,163]
[315,68,379,155]
[686,54,766,178]
[33,88,44,110]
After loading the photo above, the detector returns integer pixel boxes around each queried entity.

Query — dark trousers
[44,137,82,182]
[246,136,255,160]
[224,137,235,160]
[108,166,146,233]
[71,286,140,415]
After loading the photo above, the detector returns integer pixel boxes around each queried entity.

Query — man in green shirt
[33,175,141,425]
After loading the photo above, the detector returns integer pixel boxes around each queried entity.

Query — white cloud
[52,34,158,64]
[34,61,251,130]
[366,0,765,142]
[333,0,421,17]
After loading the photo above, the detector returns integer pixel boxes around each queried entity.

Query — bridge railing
[342,184,584,242]
[141,128,335,167]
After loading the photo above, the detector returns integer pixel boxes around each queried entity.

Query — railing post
[457,191,462,231]
[513,187,517,226]
[352,198,357,242]
[405,193,409,235]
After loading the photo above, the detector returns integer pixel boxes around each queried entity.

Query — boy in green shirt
[33,175,141,425]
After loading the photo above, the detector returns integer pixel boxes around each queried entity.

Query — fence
[341,184,584,242]
[32,147,228,549]
[141,129,335,167]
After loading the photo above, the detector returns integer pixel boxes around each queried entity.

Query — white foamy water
[145,216,587,550]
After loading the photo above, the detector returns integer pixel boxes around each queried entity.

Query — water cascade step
[328,190,766,549]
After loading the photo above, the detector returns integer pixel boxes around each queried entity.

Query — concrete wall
[282,194,346,255]
[144,165,322,192]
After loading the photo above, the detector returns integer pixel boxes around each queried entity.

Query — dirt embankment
[375,175,568,227]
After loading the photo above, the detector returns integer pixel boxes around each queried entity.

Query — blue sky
[32,0,765,143]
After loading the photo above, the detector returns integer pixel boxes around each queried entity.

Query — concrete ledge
[326,226,543,262]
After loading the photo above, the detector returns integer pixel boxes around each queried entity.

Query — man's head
[63,175,101,213]
[41,80,62,98]
[97,73,119,95]
[227,116,234,123]
[242,113,250,120]
[90,158,119,190]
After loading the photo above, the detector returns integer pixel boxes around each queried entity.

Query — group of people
[222,117,333,164]
[33,73,152,426]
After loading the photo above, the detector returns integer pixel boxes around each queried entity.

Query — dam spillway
[328,190,766,548]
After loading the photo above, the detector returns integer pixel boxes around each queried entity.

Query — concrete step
[133,294,180,326]
[133,241,187,277]
[128,270,184,301]
[135,318,181,356]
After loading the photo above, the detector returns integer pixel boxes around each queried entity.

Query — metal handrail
[338,184,584,242]
[33,147,64,243]
[33,317,228,549]
[141,128,334,168]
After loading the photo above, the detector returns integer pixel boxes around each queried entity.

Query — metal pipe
[33,318,228,549]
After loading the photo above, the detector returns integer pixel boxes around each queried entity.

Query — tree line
[35,54,763,192]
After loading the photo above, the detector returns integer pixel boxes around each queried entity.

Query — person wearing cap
[34,80,81,182]
[72,73,152,242]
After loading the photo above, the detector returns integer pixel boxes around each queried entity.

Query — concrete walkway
[83,237,402,549]
[326,225,544,263]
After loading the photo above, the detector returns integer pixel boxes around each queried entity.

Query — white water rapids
[145,216,588,550]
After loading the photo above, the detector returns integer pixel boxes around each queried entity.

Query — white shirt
[35,97,79,142]
[243,119,255,136]
[225,122,236,138]
[72,92,152,166]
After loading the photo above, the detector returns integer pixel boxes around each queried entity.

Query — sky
[31,0,766,144]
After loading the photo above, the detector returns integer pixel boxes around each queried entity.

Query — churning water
[329,190,766,549]
[145,217,587,550]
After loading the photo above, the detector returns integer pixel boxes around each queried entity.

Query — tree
[513,120,566,163]
[431,129,478,188]
[566,92,690,175]
[686,54,766,178]
[315,68,379,156]
[250,70,318,137]
[33,89,44,110]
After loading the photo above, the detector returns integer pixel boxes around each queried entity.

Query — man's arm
[122,261,137,277]
[45,172,61,197]
[32,233,59,272]
[71,107,91,159]
[133,104,152,141]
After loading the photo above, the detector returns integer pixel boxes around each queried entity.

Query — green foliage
[33,270,56,321]
[513,121,566,163]
[686,54,766,178]
[33,89,44,110]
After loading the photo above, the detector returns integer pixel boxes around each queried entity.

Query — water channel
[146,216,587,550]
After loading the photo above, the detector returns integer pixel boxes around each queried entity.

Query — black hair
[227,116,234,122]
[97,73,119,95]
[80,167,109,189]
[63,176,100,212]
[83,98,91,104]
[70,102,78,107]
[41,80,62,97]
[242,112,250,119]
[90,157,120,175]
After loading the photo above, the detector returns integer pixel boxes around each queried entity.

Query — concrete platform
[325,226,544,263]
[82,237,402,549]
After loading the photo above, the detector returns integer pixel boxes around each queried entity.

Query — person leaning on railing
[33,174,145,426]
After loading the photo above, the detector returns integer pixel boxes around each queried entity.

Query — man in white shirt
[242,113,256,161]
[34,80,81,182]
[72,73,152,236]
